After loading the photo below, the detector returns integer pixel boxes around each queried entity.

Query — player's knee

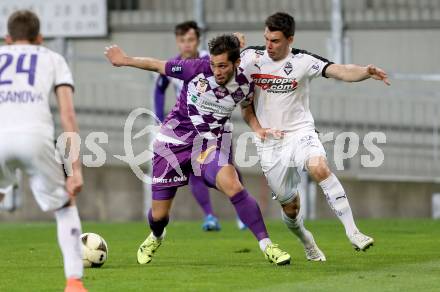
[272,189,296,207]
[216,165,243,196]
[223,180,243,197]
[308,159,331,182]
[282,196,300,218]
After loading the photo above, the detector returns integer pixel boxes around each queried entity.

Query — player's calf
[281,197,300,218]
[279,195,326,261]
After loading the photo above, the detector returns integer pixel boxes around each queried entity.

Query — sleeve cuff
[54,83,75,93]
[322,62,334,78]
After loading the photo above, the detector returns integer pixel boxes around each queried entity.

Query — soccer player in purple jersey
[105,34,291,265]
[154,21,220,231]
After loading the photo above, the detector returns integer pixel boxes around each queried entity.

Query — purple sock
[148,209,169,238]
[230,189,269,241]
[189,174,214,216]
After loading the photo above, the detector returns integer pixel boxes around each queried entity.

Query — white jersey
[240,47,332,133]
[0,44,74,138]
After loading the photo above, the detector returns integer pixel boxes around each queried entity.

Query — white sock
[258,238,272,252]
[281,211,314,248]
[319,174,358,235]
[54,205,83,279]
[150,229,166,241]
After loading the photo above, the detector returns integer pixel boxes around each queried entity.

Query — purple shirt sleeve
[165,59,210,82]
[154,74,170,122]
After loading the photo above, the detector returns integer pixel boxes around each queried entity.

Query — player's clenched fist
[66,170,84,198]
[104,44,127,67]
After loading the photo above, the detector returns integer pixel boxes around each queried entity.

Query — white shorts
[0,133,69,212]
[255,130,326,205]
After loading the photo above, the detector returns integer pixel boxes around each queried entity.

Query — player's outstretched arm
[326,63,390,85]
[56,86,83,198]
[104,44,166,75]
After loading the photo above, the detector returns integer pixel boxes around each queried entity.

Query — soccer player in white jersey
[0,10,86,292]
[240,12,390,260]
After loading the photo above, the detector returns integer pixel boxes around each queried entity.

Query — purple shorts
[151,134,233,199]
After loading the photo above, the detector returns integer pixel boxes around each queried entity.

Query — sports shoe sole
[353,241,374,252]
[266,256,291,266]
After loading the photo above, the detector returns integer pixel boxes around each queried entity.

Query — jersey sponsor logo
[255,50,265,55]
[284,62,293,75]
[190,94,234,115]
[152,175,188,184]
[171,65,182,73]
[198,99,234,115]
[251,74,298,93]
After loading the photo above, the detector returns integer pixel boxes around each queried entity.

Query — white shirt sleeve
[239,47,262,78]
[240,48,257,70]
[240,48,254,67]
[303,52,333,79]
[52,52,74,89]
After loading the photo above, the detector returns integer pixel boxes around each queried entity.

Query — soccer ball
[80,233,108,268]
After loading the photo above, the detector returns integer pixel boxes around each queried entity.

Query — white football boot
[305,242,326,261]
[348,231,374,251]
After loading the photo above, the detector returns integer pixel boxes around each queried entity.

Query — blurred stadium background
[1,0,439,222]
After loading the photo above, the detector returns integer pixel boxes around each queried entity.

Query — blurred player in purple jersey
[154,21,220,231]
[105,34,291,265]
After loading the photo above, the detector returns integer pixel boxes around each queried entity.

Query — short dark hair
[7,10,40,42]
[174,20,200,39]
[265,12,295,38]
[208,34,240,63]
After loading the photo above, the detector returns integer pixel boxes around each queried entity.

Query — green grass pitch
[1,219,439,291]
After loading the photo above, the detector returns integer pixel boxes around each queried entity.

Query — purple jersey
[154,51,210,122]
[161,58,254,142]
